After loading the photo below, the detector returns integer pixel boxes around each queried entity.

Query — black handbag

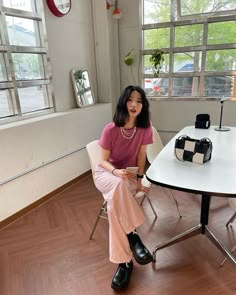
[174,135,213,164]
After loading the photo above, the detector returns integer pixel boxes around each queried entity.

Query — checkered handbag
[174,135,213,164]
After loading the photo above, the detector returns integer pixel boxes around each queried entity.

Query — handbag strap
[200,137,212,144]
[176,134,190,141]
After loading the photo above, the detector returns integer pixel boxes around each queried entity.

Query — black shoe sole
[111,262,133,290]
[133,252,153,265]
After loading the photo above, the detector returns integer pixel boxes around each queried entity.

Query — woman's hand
[113,169,136,179]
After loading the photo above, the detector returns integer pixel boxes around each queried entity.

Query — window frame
[0,1,55,125]
[141,0,236,101]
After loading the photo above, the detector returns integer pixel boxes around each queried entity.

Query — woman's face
[126,90,143,119]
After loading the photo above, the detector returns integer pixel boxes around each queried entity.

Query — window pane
[144,54,169,74]
[12,53,44,80]
[208,21,236,45]
[3,0,35,12]
[0,53,8,81]
[206,49,236,71]
[204,76,233,97]
[180,0,236,16]
[18,85,50,113]
[175,24,203,47]
[0,89,14,117]
[143,0,171,24]
[174,52,201,72]
[145,78,169,96]
[143,28,170,49]
[173,77,199,96]
[6,16,40,47]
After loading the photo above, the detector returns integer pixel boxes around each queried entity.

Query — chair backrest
[229,198,236,210]
[146,126,164,164]
[86,140,102,180]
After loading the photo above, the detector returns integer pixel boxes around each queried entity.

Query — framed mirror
[71,69,96,108]
[46,0,71,17]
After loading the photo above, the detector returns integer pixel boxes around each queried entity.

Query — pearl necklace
[120,126,137,139]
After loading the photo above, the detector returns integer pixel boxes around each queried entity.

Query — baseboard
[0,170,91,231]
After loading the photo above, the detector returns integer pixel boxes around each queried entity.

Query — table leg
[152,224,202,262]
[205,226,236,264]
[152,194,236,265]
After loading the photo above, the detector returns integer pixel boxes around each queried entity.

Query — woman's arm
[137,144,147,176]
[100,148,131,179]
[100,148,114,174]
[136,144,148,192]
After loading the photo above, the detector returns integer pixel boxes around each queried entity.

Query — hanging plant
[124,49,134,66]
[124,49,141,84]
[149,49,164,78]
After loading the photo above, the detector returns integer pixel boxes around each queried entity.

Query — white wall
[118,0,236,144]
[0,105,112,221]
[0,0,114,221]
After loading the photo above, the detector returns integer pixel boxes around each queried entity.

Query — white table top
[146,126,236,197]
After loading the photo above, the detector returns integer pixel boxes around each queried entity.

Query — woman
[94,85,153,290]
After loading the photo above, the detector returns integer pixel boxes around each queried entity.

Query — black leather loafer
[130,238,153,265]
[111,260,133,290]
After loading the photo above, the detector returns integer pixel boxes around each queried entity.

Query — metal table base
[152,195,236,265]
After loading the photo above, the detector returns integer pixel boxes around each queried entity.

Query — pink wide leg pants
[94,165,145,264]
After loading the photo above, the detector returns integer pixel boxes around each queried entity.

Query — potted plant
[149,49,164,78]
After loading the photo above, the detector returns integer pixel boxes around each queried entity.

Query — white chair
[226,199,236,227]
[86,140,157,240]
[220,198,236,266]
[144,126,182,218]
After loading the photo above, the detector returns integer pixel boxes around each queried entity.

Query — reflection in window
[175,24,203,47]
[6,16,40,47]
[0,53,7,81]
[3,0,35,12]
[173,52,201,72]
[208,21,236,45]
[12,53,44,80]
[206,50,236,72]
[143,0,171,24]
[204,76,233,97]
[143,28,170,50]
[145,78,169,97]
[18,86,49,113]
[0,89,15,117]
[144,54,169,74]
[180,0,236,16]
[173,77,199,97]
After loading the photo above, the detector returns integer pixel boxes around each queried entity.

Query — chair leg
[220,245,236,267]
[89,200,107,240]
[141,194,157,218]
[140,195,146,206]
[170,189,182,218]
[146,195,158,218]
[226,212,236,227]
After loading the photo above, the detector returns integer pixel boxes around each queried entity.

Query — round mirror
[46,0,71,17]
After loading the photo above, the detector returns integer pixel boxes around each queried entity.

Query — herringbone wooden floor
[0,174,236,295]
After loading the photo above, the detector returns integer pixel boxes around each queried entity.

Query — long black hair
[113,85,150,128]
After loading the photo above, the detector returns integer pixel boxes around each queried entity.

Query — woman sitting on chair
[94,85,153,290]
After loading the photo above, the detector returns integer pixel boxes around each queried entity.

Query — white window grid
[141,0,236,101]
[0,0,55,124]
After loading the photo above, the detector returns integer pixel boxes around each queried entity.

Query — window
[142,0,236,100]
[0,0,54,124]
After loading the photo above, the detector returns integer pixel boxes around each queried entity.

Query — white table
[146,126,236,265]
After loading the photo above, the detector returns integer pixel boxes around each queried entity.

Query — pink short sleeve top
[99,122,153,169]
